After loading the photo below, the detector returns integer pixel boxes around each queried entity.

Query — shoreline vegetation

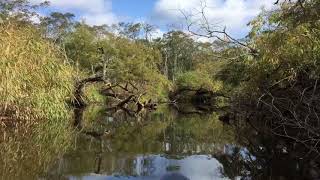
[0,0,320,179]
[0,22,75,179]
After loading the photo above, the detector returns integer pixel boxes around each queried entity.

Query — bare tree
[179,0,258,55]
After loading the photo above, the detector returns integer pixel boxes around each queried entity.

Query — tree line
[1,0,320,156]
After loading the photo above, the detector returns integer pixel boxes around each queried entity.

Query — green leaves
[225,0,320,96]
[64,23,100,70]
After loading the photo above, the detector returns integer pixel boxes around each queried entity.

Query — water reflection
[61,154,228,180]
[2,103,320,179]
[43,105,320,180]
[45,105,236,180]
[0,113,73,180]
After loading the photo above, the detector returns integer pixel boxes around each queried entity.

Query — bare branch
[179,4,258,56]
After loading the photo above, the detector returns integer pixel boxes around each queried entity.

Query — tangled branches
[244,74,320,156]
[100,81,158,117]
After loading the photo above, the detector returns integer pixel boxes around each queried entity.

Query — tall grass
[0,22,76,179]
[0,22,74,121]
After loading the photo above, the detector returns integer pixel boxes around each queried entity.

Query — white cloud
[153,0,276,38]
[29,12,45,24]
[30,0,118,25]
[82,12,118,26]
[30,0,111,13]
[151,28,165,39]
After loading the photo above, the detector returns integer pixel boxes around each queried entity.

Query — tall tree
[117,22,142,40]
[0,0,48,23]
[40,12,75,42]
[64,23,101,70]
[155,31,196,81]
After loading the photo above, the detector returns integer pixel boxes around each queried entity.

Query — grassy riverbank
[0,22,76,179]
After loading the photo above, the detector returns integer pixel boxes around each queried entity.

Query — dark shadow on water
[160,173,190,180]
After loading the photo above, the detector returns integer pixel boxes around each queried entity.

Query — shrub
[175,71,219,91]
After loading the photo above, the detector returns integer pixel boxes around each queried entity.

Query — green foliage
[104,38,171,100]
[64,23,101,70]
[176,71,217,91]
[0,22,75,179]
[0,0,48,24]
[0,23,75,121]
[84,84,106,103]
[155,31,197,81]
[105,38,161,82]
[63,23,171,100]
[117,22,142,39]
[40,12,75,42]
[244,1,320,92]
[210,0,320,98]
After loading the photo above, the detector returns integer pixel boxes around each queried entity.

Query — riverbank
[0,22,76,179]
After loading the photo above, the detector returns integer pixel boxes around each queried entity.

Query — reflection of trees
[215,123,320,180]
[71,105,320,179]
[55,105,237,177]
[107,111,235,156]
[46,104,320,179]
[77,106,235,155]
[161,113,234,156]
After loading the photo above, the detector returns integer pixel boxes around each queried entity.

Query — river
[1,105,318,180]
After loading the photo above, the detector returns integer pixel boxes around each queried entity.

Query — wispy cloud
[29,0,276,38]
[30,0,118,25]
[153,0,276,37]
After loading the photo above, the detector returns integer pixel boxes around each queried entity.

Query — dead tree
[179,1,258,56]
[101,82,158,116]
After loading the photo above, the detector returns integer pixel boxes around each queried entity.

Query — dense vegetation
[0,0,320,178]
[0,14,75,179]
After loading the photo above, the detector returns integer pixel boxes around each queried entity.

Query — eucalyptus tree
[155,31,197,81]
[0,0,48,23]
[40,12,75,43]
[116,22,142,40]
[64,23,101,71]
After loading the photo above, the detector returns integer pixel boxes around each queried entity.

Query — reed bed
[0,22,76,179]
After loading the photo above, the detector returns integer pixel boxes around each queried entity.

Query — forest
[0,0,320,179]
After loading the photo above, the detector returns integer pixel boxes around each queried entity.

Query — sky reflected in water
[67,155,229,180]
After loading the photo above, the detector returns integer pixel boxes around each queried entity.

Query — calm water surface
[4,105,312,180]
[45,106,245,180]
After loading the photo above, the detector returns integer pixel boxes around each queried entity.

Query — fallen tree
[101,82,158,116]
[72,76,158,117]
[71,76,105,108]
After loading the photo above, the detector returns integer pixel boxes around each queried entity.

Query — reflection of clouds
[69,155,230,180]
[178,155,228,180]
[58,108,238,180]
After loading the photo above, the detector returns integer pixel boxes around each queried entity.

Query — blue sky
[112,0,155,20]
[31,0,276,39]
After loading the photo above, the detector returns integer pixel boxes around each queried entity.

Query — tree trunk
[164,53,168,78]
[72,76,104,108]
